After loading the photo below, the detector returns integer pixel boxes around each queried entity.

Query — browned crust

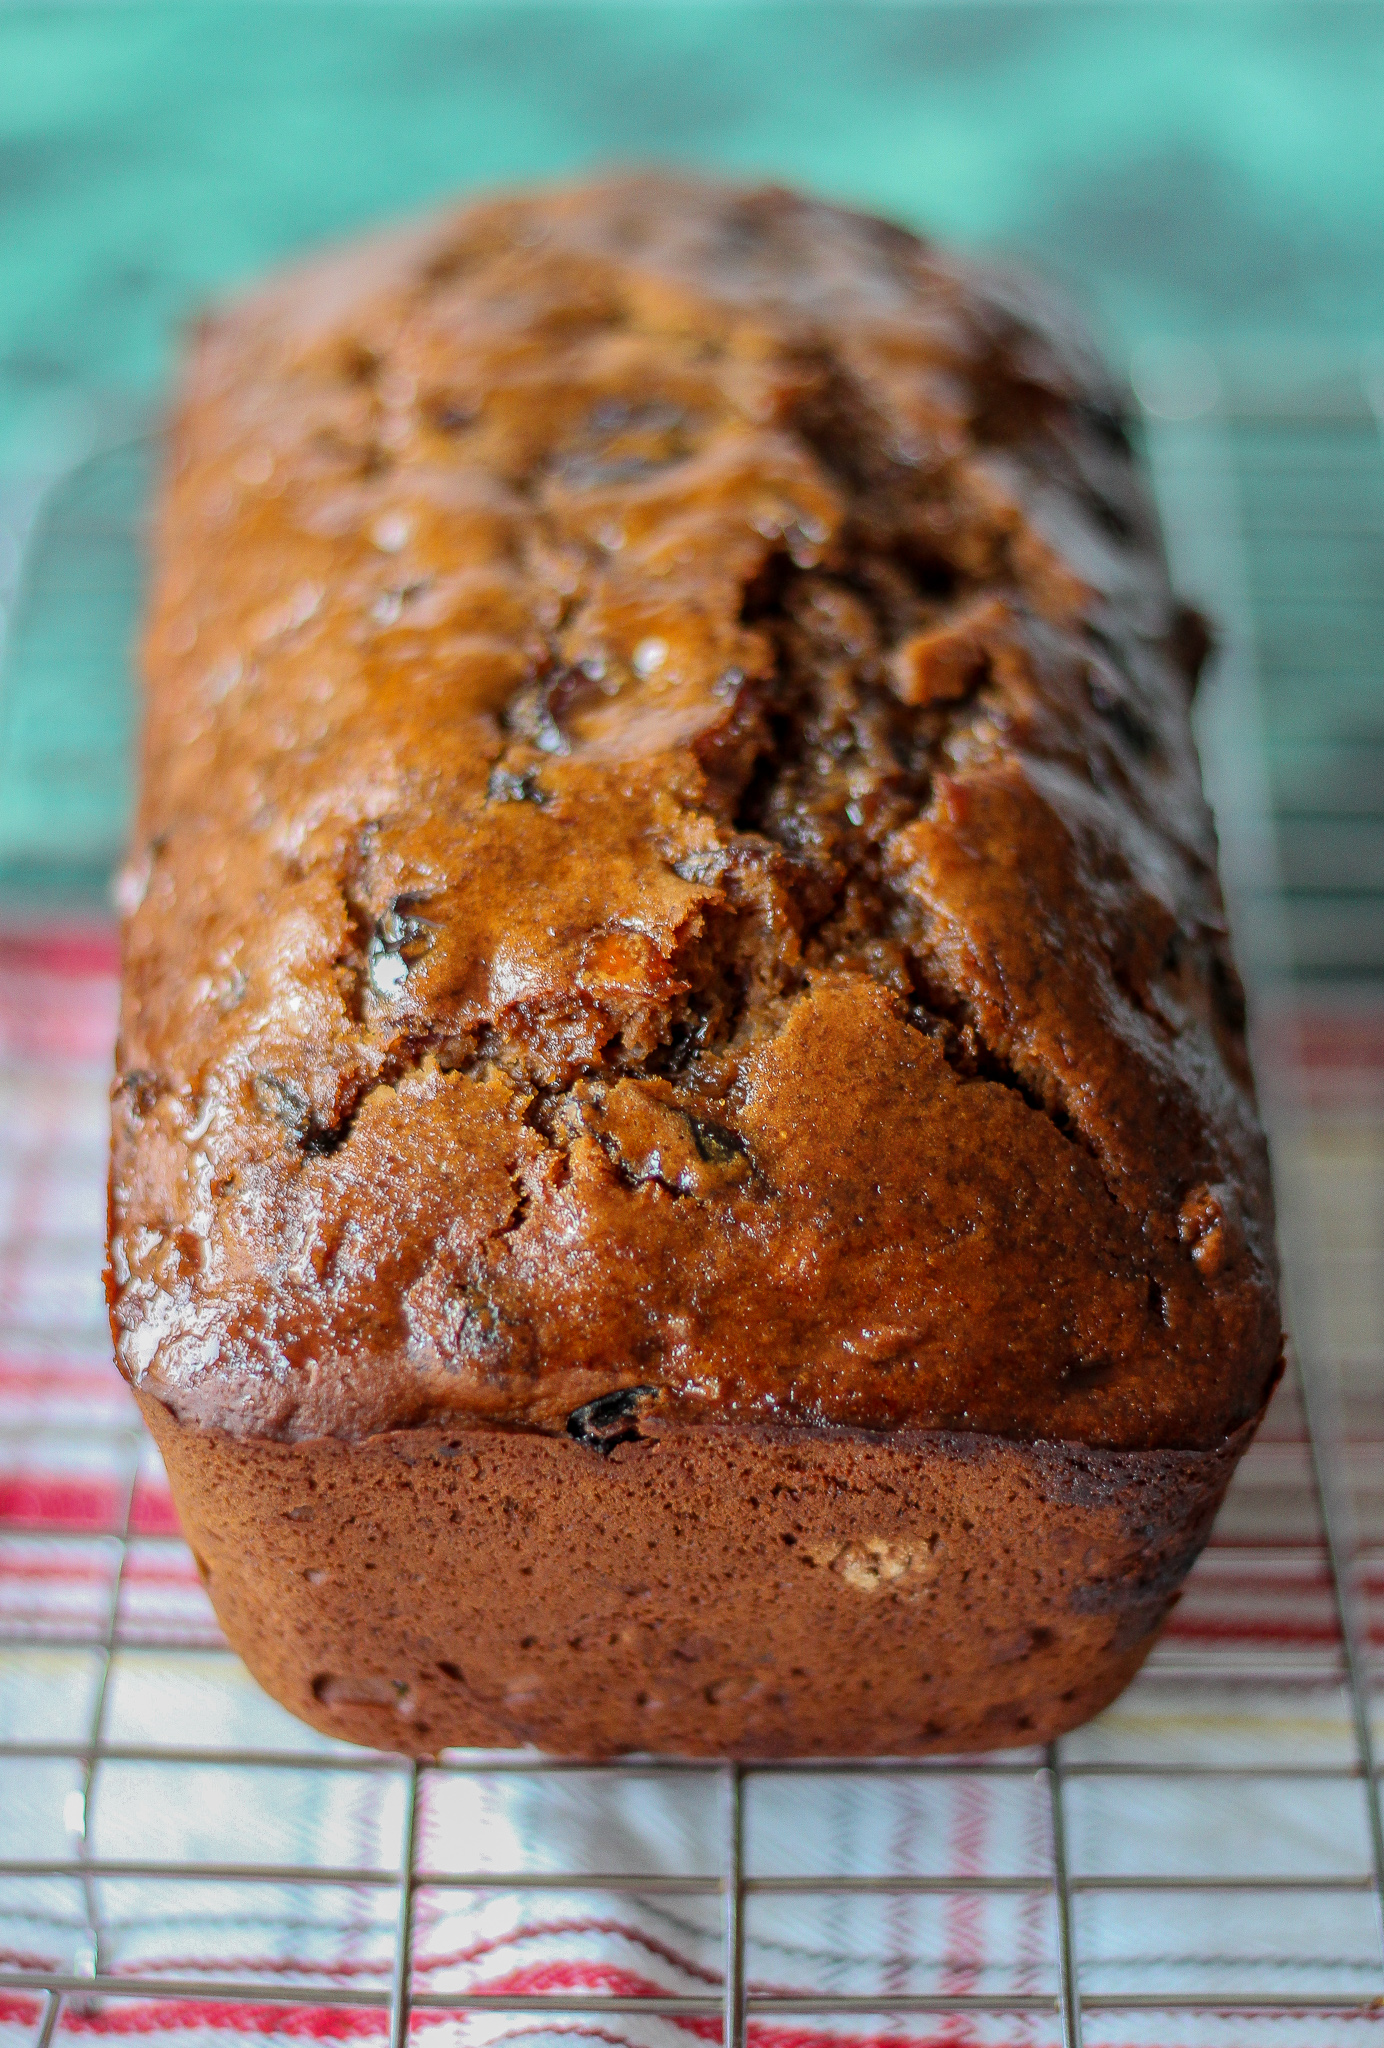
[140,1390,1264,1758]
[109,172,1280,1455]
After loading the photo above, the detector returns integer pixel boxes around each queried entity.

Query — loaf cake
[108,174,1281,1756]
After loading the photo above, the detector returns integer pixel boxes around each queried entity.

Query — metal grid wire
[1,363,1383,2048]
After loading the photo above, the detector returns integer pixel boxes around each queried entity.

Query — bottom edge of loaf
[136,1395,1262,1758]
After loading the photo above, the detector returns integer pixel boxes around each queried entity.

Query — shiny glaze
[108,175,1280,1447]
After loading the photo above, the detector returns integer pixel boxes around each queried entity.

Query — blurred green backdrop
[1,0,1383,467]
[1,1,1382,941]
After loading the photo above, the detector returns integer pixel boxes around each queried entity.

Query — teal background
[1,0,1384,468]
[1,0,1382,968]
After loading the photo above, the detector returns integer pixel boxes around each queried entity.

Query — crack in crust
[290,349,1212,1199]
[110,174,1279,1450]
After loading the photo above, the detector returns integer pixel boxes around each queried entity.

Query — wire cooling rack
[1,362,1383,2048]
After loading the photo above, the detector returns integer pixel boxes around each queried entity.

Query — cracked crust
[109,174,1279,1455]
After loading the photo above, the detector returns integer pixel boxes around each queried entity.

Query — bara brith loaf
[108,174,1281,1757]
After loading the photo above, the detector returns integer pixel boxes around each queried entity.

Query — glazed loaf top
[109,175,1280,1449]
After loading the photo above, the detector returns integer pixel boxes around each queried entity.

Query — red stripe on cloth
[130,1483,182,1537]
[0,1474,177,1535]
[0,1996,46,2027]
[0,1365,127,1398]
[0,1556,113,1585]
[62,2001,387,2040]
[0,926,120,977]
[415,1924,723,1991]
[0,1476,123,1531]
[0,985,117,1062]
[1163,1615,1348,1644]
[3,1997,1051,2048]
[1284,1010,1384,1072]
[0,924,119,1062]
[408,1962,724,2040]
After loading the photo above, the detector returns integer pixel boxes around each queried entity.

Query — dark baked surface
[109,173,1280,1450]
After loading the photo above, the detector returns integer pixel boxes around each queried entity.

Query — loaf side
[138,1395,1260,1757]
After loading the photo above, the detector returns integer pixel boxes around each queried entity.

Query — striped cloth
[2,925,1382,2048]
